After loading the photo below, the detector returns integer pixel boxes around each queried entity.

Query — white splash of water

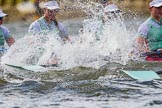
[1,31,62,66]
[1,1,139,70]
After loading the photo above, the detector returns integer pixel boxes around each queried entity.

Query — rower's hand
[6,37,15,47]
[144,49,150,52]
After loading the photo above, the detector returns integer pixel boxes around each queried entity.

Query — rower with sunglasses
[101,0,122,19]
[28,0,70,66]
[79,0,122,41]
[0,9,15,55]
[28,0,69,41]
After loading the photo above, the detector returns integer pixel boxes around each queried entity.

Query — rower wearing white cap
[103,3,122,20]
[137,0,162,61]
[0,8,15,54]
[28,0,70,66]
[99,0,122,22]
[28,0,69,41]
[104,4,121,13]
[79,1,122,41]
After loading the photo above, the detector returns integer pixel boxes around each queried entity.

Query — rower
[137,0,162,61]
[28,0,70,66]
[97,2,122,39]
[28,0,70,41]
[79,1,122,41]
[103,3,122,21]
[0,8,15,56]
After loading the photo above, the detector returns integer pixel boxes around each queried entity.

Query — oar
[121,70,161,81]
[4,63,46,72]
[140,51,162,57]
[155,70,162,75]
[22,65,46,72]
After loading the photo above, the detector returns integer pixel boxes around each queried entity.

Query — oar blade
[3,63,46,72]
[22,65,46,72]
[121,70,160,81]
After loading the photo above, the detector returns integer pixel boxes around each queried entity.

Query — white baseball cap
[0,9,8,17]
[44,1,59,10]
[149,0,162,7]
[104,4,120,13]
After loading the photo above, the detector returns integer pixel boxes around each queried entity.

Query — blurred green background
[0,0,33,6]
[0,0,149,22]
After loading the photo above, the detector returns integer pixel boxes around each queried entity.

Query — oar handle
[140,51,162,57]
[156,71,162,75]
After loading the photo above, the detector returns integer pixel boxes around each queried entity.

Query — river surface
[0,11,162,108]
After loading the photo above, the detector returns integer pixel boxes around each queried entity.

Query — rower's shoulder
[138,18,152,31]
[0,25,10,33]
[0,25,8,30]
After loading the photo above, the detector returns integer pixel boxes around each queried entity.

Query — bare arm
[136,36,149,52]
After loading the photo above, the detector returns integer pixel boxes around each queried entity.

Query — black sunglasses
[110,10,122,14]
[47,9,59,14]
[0,17,3,20]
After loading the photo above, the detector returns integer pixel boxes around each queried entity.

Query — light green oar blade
[22,65,46,72]
[4,63,46,72]
[121,70,160,81]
